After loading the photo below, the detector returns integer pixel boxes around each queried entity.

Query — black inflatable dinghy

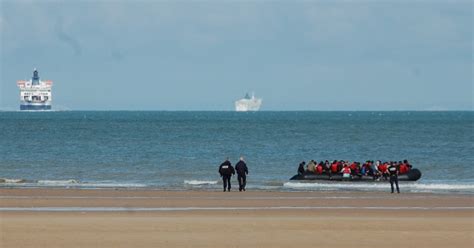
[290,168,422,181]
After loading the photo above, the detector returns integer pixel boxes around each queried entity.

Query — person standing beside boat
[388,162,400,193]
[219,158,235,192]
[235,157,249,192]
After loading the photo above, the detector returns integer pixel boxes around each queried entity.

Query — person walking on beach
[388,162,400,193]
[219,158,235,192]
[235,156,249,192]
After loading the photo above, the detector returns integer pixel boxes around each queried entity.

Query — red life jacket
[331,163,338,173]
[399,164,407,174]
[316,165,323,174]
[342,167,351,174]
[350,163,357,170]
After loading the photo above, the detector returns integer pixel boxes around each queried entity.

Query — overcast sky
[0,0,472,110]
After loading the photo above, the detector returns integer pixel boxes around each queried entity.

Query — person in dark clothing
[298,161,306,175]
[388,162,400,193]
[235,156,249,192]
[219,158,235,192]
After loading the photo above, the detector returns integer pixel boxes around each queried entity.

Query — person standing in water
[235,156,249,192]
[219,158,235,192]
[388,162,400,193]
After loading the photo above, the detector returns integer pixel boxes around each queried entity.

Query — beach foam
[76,182,148,188]
[38,179,79,185]
[0,178,27,183]
[407,183,474,191]
[184,180,218,185]
[0,179,148,188]
[283,181,474,193]
[1,177,473,194]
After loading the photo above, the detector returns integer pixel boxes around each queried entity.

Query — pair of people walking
[218,157,248,192]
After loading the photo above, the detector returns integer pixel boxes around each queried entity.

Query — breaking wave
[2,177,472,193]
[0,179,147,188]
[38,179,79,185]
[184,180,218,185]
[283,181,474,193]
[0,178,27,183]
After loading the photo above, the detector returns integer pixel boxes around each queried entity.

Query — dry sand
[1,188,473,248]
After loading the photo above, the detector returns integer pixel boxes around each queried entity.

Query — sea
[0,111,473,194]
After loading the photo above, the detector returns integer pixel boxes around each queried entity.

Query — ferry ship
[17,69,53,110]
[235,93,262,112]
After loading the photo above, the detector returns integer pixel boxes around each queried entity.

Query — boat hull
[235,99,262,112]
[290,168,422,181]
[20,104,52,111]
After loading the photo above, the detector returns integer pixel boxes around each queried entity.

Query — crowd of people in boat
[297,159,413,180]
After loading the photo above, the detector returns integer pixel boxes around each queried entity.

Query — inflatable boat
[290,168,422,181]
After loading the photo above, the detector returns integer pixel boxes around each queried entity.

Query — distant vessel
[235,93,262,112]
[17,69,53,110]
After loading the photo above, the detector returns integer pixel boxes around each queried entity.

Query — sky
[0,0,472,111]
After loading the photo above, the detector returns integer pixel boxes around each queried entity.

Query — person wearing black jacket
[235,157,249,192]
[388,162,400,193]
[219,158,235,192]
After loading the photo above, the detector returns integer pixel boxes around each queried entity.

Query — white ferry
[235,93,262,112]
[17,69,53,110]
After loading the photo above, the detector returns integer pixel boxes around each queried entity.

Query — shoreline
[2,175,473,195]
[2,186,474,194]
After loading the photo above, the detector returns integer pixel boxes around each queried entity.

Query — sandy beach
[1,188,473,248]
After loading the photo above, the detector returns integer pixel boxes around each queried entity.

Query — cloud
[54,16,82,56]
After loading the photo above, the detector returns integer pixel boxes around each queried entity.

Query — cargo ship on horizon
[17,69,53,110]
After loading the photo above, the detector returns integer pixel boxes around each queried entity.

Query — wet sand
[1,188,473,248]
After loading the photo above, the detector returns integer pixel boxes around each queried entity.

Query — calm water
[0,111,473,193]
